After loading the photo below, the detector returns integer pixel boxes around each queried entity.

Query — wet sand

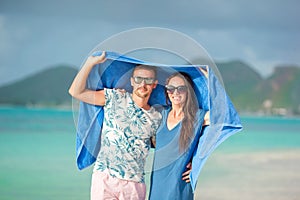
[194,149,300,200]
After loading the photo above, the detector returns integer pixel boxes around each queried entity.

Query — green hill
[0,66,78,106]
[216,60,263,111]
[216,62,300,115]
[0,62,299,115]
[262,66,300,113]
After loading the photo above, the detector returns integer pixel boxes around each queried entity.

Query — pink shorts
[90,171,146,200]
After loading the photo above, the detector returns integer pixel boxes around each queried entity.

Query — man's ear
[152,80,158,88]
[130,77,134,86]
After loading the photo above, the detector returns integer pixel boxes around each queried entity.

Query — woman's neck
[170,106,184,119]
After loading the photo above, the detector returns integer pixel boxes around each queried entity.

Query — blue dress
[149,108,205,200]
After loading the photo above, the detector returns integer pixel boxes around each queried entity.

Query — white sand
[194,149,300,200]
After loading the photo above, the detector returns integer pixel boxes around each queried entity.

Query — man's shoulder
[151,104,165,113]
[151,105,171,120]
[105,88,130,98]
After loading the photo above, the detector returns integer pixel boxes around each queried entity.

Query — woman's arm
[203,111,210,126]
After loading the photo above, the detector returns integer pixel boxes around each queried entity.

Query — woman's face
[166,76,187,106]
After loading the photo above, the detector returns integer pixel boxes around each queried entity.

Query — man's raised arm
[68,51,107,106]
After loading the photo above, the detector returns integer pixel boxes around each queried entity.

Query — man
[69,51,162,199]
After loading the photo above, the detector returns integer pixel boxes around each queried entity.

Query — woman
[149,72,209,200]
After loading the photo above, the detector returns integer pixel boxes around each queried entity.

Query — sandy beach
[194,149,300,200]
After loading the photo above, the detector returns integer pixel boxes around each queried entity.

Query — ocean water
[218,115,300,152]
[0,107,299,200]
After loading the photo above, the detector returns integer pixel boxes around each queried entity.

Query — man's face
[131,69,157,98]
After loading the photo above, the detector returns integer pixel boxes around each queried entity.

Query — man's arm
[151,136,156,148]
[68,51,107,106]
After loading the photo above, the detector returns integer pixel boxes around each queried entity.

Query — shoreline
[1,105,300,119]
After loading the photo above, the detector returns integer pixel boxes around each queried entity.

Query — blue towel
[74,51,242,191]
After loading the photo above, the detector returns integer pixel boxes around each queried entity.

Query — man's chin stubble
[134,89,149,98]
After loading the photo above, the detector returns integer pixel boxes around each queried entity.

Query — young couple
[69,51,209,200]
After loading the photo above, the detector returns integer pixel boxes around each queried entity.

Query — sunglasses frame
[132,76,155,85]
[165,85,188,94]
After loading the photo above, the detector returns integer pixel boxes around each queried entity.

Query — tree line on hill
[0,61,299,116]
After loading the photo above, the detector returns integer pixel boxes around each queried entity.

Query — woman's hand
[182,162,192,183]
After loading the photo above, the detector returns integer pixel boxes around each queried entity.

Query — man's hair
[132,64,157,79]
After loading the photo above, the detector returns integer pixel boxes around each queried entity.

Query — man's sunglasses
[165,85,187,94]
[132,76,155,85]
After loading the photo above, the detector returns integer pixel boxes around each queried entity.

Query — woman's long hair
[165,72,198,152]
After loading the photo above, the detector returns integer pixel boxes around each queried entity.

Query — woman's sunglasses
[165,85,187,94]
[132,76,155,85]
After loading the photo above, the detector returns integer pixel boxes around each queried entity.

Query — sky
[0,0,299,85]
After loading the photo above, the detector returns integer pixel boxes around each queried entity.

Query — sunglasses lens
[144,78,154,84]
[177,86,187,93]
[165,86,175,94]
[134,77,143,84]
[133,77,154,84]
[166,88,175,94]
[165,85,187,94]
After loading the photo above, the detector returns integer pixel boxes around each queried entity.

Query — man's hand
[85,51,107,67]
[182,162,192,183]
[68,51,107,106]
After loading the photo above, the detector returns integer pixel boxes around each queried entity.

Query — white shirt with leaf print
[93,88,162,183]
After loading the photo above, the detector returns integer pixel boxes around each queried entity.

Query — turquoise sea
[0,107,300,200]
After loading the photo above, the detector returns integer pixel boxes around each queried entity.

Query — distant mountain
[0,62,299,115]
[216,61,300,115]
[0,66,78,106]
[257,66,300,113]
[216,60,263,111]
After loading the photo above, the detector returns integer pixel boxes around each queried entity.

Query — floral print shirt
[93,89,162,183]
